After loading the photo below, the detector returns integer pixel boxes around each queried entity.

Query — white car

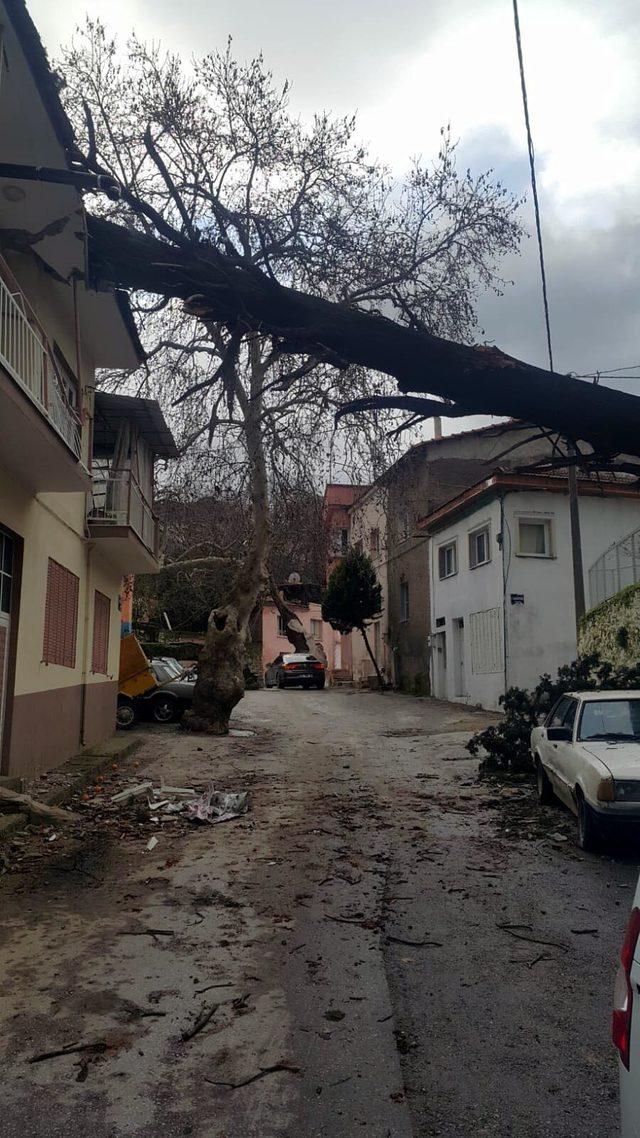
[615,879,640,1135]
[530,690,640,850]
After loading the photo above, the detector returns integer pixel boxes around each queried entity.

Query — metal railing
[589,526,640,608]
[88,470,159,557]
[0,270,82,459]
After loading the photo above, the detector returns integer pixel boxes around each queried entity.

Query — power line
[512,0,585,632]
[512,0,554,374]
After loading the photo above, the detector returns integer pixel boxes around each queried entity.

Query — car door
[550,697,580,810]
[539,697,572,791]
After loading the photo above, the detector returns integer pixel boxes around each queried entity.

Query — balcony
[0,266,88,492]
[87,470,161,573]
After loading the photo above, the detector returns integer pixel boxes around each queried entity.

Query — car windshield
[152,662,174,683]
[283,654,317,663]
[579,699,640,742]
[161,658,183,676]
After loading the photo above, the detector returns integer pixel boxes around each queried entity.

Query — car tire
[302,682,311,690]
[576,791,600,852]
[116,697,137,730]
[315,678,326,690]
[152,694,178,724]
[536,758,554,805]
[277,675,285,690]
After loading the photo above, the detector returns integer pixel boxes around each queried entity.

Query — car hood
[581,741,640,778]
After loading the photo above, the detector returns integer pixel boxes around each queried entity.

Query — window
[311,618,322,640]
[0,529,13,615]
[370,528,380,556]
[438,540,458,579]
[469,525,490,569]
[43,558,79,668]
[400,512,410,541]
[277,615,288,637]
[578,698,640,741]
[469,608,503,674]
[354,539,363,555]
[562,699,578,733]
[400,580,410,621]
[546,696,572,729]
[91,591,111,674]
[517,518,552,557]
[340,528,349,554]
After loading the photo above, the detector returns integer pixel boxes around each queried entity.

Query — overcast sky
[31,0,640,417]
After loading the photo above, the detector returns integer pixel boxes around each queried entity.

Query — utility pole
[568,458,585,636]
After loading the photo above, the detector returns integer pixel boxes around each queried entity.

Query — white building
[423,472,640,710]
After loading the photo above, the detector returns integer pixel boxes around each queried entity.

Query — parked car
[116,658,197,727]
[614,876,640,1135]
[530,690,640,850]
[265,652,326,690]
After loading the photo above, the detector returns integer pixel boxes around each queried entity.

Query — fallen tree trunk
[86,214,640,459]
[0,786,80,824]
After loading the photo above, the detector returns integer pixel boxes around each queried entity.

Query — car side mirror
[547,726,572,742]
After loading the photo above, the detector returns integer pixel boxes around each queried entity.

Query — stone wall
[579,583,640,666]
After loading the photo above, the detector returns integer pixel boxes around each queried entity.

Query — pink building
[261,581,349,682]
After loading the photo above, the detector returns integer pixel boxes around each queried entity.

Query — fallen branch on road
[497,923,568,953]
[387,934,444,948]
[0,786,80,824]
[28,1040,108,1064]
[181,1002,218,1041]
[205,1063,302,1089]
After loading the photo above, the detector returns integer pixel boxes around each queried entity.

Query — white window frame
[469,524,491,570]
[516,516,553,558]
[438,539,458,580]
[277,614,288,637]
[310,618,322,639]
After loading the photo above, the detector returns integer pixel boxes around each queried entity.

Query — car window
[152,662,172,683]
[547,697,571,728]
[562,699,578,733]
[579,699,640,741]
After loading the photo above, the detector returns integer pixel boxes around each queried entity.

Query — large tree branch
[85,213,640,458]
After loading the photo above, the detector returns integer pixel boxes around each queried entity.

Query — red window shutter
[91,591,111,674]
[43,558,80,668]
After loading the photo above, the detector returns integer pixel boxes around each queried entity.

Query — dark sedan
[265,652,326,690]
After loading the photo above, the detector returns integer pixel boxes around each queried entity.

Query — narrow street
[1,690,636,1138]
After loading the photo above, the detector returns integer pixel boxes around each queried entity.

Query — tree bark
[85,213,640,460]
[359,624,385,692]
[183,335,270,734]
[269,581,318,656]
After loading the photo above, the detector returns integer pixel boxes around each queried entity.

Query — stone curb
[0,735,142,842]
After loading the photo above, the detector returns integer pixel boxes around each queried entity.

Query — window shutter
[43,559,80,668]
[91,590,111,674]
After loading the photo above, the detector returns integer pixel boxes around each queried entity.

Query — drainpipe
[79,543,92,747]
[500,494,508,700]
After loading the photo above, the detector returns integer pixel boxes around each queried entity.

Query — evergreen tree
[322,550,385,691]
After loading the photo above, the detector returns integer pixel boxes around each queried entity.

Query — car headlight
[614,780,640,802]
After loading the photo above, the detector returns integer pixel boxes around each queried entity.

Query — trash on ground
[229,729,255,738]
[184,786,250,825]
[111,781,153,804]
[146,836,159,852]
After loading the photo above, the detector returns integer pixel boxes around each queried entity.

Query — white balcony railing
[0,271,82,459]
[88,470,159,557]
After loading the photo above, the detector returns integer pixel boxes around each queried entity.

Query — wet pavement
[0,689,636,1137]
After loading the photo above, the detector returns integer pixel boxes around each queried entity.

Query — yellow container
[119,634,158,698]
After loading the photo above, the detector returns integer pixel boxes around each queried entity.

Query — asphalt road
[0,689,637,1138]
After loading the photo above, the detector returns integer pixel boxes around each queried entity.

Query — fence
[589,527,640,608]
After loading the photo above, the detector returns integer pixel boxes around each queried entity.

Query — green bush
[467,652,640,771]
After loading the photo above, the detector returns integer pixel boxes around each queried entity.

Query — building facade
[261,582,343,680]
[347,485,390,685]
[0,0,175,776]
[424,473,640,709]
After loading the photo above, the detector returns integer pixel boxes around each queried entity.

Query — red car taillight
[613,906,640,1069]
